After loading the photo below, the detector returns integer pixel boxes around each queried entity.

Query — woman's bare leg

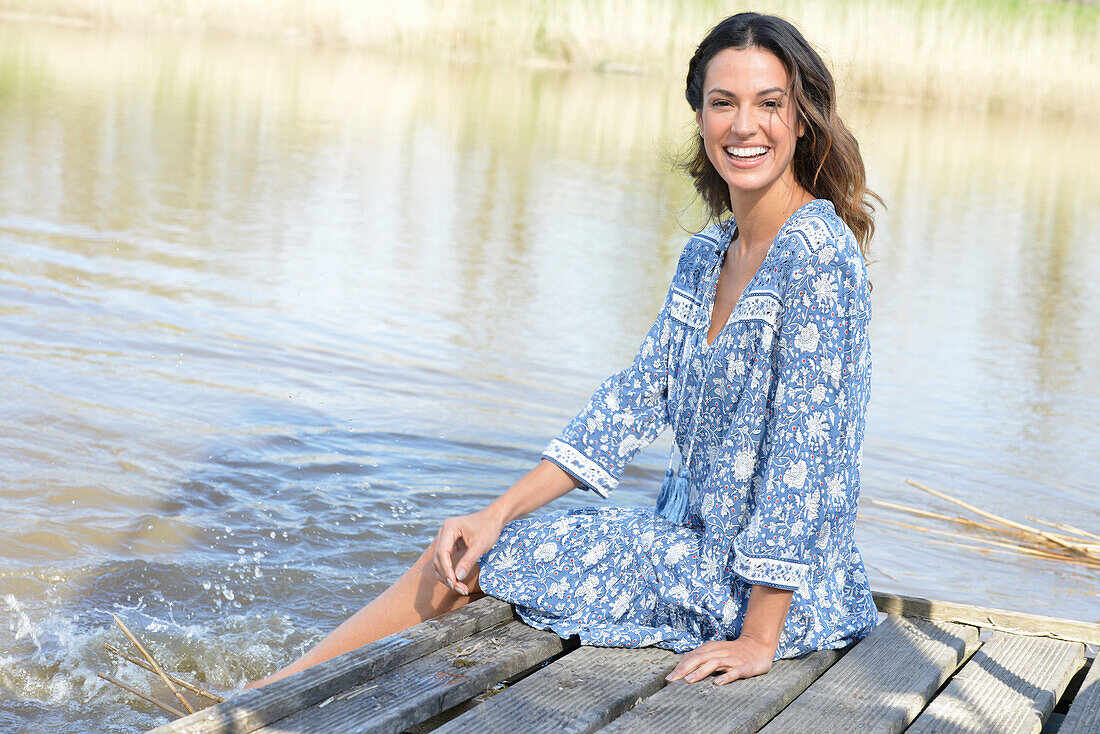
[248,542,483,688]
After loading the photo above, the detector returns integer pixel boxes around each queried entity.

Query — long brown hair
[684,13,882,258]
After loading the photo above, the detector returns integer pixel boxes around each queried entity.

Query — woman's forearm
[484,459,581,526]
[739,584,794,652]
[433,459,582,594]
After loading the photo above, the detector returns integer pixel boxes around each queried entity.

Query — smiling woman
[696,49,803,207]
[684,13,879,257]
[249,11,884,691]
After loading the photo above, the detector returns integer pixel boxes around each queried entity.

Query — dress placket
[656,245,727,526]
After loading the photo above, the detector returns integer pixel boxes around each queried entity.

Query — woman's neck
[728,182,814,257]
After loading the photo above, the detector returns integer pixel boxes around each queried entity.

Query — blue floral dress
[478,199,878,659]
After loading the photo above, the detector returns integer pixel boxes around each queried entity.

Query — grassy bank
[1,0,1098,119]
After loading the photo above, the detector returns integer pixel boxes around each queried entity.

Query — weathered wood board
[147,596,513,734]
[873,591,1100,646]
[142,592,1100,734]
[433,644,679,734]
[1060,656,1100,734]
[906,632,1085,734]
[757,615,979,733]
[255,620,563,734]
[599,646,845,734]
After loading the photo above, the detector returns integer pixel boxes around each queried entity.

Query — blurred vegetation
[0,0,1097,119]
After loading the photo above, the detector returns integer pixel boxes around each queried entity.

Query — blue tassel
[656,471,691,525]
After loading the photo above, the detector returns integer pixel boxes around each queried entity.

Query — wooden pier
[147,592,1099,733]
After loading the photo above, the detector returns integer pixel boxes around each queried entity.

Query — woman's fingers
[713,658,755,685]
[666,641,723,681]
[452,553,476,595]
[453,540,476,583]
[717,653,771,684]
[454,533,492,583]
[453,533,493,595]
[434,520,478,595]
[431,510,504,596]
[682,656,721,683]
[433,523,460,590]
[714,666,748,685]
[667,642,765,684]
[452,512,503,592]
[666,650,707,682]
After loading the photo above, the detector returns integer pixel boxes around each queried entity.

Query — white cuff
[543,439,617,498]
[731,550,811,591]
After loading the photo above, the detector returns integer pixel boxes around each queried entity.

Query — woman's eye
[763,100,779,109]
[710,99,731,108]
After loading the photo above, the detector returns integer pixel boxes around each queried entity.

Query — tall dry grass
[1,0,1097,119]
[5,18,1095,207]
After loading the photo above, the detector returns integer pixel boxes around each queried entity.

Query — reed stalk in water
[905,479,1099,560]
[103,642,226,704]
[97,673,185,719]
[110,613,196,715]
[862,480,1099,574]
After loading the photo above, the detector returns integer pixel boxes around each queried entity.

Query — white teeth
[725,146,768,158]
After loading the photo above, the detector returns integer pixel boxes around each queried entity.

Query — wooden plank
[255,619,564,734]
[758,615,979,733]
[907,632,1085,734]
[146,596,514,734]
[432,645,680,734]
[598,646,845,734]
[1061,656,1100,734]
[873,591,1100,646]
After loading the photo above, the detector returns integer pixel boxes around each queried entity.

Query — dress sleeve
[730,232,871,591]
[542,249,697,498]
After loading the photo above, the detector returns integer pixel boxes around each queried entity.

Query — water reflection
[0,20,1096,733]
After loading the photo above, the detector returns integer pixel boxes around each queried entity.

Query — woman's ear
[695,110,703,136]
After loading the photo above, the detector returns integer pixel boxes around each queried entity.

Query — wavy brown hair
[684,13,882,259]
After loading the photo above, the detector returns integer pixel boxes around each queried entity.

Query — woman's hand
[665,635,776,685]
[431,508,505,595]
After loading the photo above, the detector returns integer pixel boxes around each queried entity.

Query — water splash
[5,595,43,659]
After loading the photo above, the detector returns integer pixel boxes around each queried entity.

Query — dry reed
[859,511,1100,570]
[97,673,186,718]
[0,0,1097,120]
[862,480,1100,573]
[905,480,1100,559]
[101,614,222,719]
[110,613,196,715]
[103,642,226,703]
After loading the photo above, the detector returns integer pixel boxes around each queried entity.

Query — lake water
[0,20,1097,734]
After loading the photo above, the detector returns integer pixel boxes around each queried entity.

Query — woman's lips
[724,145,769,168]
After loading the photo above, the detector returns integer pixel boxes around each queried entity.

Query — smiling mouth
[724,145,769,162]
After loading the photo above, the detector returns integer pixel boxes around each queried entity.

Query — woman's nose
[733,107,755,137]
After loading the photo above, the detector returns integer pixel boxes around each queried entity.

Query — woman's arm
[437,240,704,592]
[432,459,579,594]
[665,584,794,684]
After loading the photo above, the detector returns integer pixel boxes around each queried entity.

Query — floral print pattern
[479,199,878,659]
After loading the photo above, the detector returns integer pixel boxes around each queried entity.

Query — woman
[251,11,881,689]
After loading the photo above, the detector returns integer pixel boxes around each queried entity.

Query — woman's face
[695,46,803,204]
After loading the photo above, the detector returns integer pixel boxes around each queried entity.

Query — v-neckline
[701,199,823,349]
